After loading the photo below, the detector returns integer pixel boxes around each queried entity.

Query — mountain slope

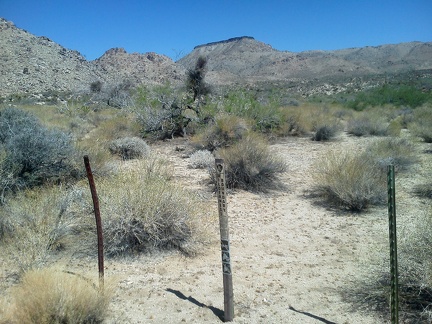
[0,18,184,97]
[1,17,431,97]
[177,36,432,86]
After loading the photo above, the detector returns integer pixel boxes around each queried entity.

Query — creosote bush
[108,137,150,160]
[212,133,287,192]
[2,267,112,324]
[313,149,386,211]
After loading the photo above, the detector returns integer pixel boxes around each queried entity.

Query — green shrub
[313,149,386,211]
[108,137,150,160]
[3,267,112,323]
[345,84,432,110]
[222,89,282,133]
[212,133,287,191]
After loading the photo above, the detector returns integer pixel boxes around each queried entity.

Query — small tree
[136,57,211,139]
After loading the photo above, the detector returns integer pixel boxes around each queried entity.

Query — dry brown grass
[313,149,386,211]
[1,267,113,324]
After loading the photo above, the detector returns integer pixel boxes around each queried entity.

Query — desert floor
[17,132,432,323]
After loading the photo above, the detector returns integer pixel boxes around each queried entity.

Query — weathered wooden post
[215,159,234,322]
[387,164,399,323]
[84,155,104,290]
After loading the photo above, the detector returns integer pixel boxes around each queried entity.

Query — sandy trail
[92,135,392,323]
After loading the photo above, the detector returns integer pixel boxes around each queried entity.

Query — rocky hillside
[1,17,431,97]
[0,18,184,97]
[178,36,432,92]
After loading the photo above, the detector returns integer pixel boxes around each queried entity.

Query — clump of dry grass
[212,133,287,192]
[345,209,432,322]
[365,137,418,171]
[1,267,112,324]
[347,116,388,137]
[90,158,211,257]
[0,186,88,273]
[409,104,432,143]
[313,149,386,211]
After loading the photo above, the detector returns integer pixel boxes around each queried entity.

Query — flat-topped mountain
[1,17,431,97]
[177,36,432,86]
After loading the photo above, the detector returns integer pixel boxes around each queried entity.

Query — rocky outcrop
[0,18,184,97]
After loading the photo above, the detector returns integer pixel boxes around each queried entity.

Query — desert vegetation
[1,74,432,322]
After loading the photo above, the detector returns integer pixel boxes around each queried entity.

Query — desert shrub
[3,267,112,324]
[312,124,339,141]
[347,116,388,137]
[192,114,249,151]
[365,137,418,171]
[313,149,386,211]
[189,150,214,169]
[414,182,432,199]
[409,104,432,142]
[0,186,88,272]
[347,209,432,322]
[135,86,195,140]
[278,108,308,136]
[92,159,208,257]
[90,80,103,93]
[222,89,282,133]
[108,137,150,160]
[211,133,287,191]
[0,107,76,196]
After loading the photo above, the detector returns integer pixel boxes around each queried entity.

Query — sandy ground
[5,132,429,323]
[92,133,407,324]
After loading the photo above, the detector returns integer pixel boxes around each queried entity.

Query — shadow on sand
[166,288,225,321]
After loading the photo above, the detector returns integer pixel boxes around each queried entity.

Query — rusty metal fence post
[84,155,104,290]
[387,164,399,324]
[215,159,234,322]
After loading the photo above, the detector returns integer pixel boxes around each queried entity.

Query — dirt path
[91,135,392,323]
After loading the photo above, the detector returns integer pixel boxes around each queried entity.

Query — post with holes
[84,155,104,290]
[387,164,399,323]
[215,159,234,322]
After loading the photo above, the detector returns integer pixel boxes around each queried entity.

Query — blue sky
[1,0,431,61]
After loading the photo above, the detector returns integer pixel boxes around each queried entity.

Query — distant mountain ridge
[178,37,432,89]
[1,17,431,97]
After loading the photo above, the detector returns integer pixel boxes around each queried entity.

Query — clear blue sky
[1,0,431,61]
